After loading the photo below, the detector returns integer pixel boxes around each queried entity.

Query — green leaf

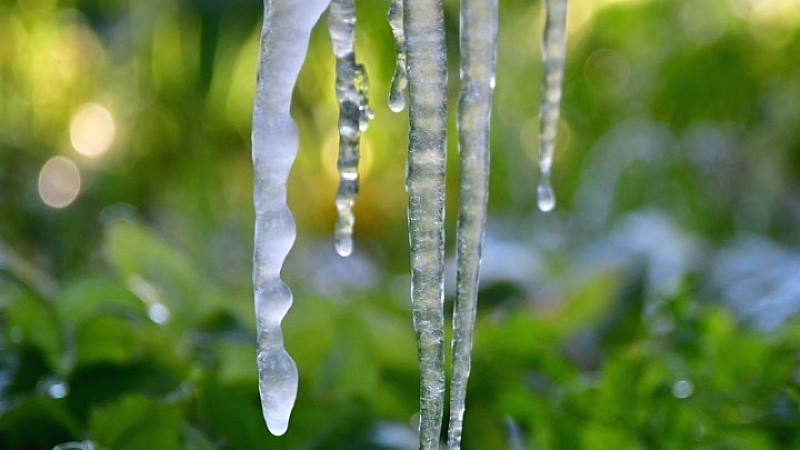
[74,316,140,367]
[545,270,623,336]
[197,377,275,449]
[90,395,183,450]
[179,426,216,450]
[0,398,81,450]
[1,281,62,370]
[103,219,225,327]
[212,340,257,387]
[317,308,379,399]
[54,275,146,331]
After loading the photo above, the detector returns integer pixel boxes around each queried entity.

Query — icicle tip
[335,234,354,257]
[537,183,556,212]
[266,418,290,437]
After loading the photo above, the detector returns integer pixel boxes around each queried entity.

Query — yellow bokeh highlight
[70,103,116,158]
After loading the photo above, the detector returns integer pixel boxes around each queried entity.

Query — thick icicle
[388,0,408,112]
[537,0,568,212]
[251,0,330,436]
[403,0,448,448]
[329,0,373,257]
[448,0,498,447]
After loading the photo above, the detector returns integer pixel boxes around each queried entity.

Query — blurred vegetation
[2,0,800,448]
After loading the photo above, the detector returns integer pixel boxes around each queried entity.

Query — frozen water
[448,0,498,447]
[537,0,568,212]
[251,0,331,436]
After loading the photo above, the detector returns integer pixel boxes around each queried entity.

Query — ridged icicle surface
[329,0,373,257]
[538,0,568,212]
[448,0,498,447]
[403,0,449,448]
[251,0,331,437]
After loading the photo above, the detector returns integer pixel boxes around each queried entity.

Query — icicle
[537,0,568,212]
[403,0,448,448]
[388,0,408,112]
[330,0,373,257]
[251,0,331,436]
[448,0,497,447]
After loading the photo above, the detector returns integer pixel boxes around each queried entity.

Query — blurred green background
[2,0,800,448]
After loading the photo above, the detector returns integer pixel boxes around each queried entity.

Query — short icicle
[403,0,449,448]
[329,0,373,257]
[251,0,331,436]
[388,0,408,112]
[537,0,568,212]
[448,0,498,447]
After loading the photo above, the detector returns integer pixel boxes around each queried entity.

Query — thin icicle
[388,0,408,112]
[404,0,448,448]
[251,0,331,436]
[330,0,373,257]
[448,0,497,447]
[538,0,568,212]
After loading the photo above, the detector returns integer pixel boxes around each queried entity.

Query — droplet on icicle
[388,0,408,113]
[537,0,568,213]
[537,180,556,212]
[330,0,372,258]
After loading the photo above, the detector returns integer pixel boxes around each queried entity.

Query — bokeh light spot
[38,156,81,209]
[672,379,694,399]
[70,103,116,158]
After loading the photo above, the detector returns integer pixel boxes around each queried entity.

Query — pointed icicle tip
[266,418,290,437]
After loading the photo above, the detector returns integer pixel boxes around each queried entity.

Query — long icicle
[388,0,408,112]
[537,0,568,212]
[448,0,498,446]
[330,0,373,257]
[251,0,331,436]
[404,0,449,448]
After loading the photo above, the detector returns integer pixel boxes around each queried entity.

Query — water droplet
[335,234,353,257]
[410,412,421,433]
[389,93,406,113]
[537,183,556,212]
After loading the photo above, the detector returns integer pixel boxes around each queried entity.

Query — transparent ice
[51,442,95,450]
[251,0,331,436]
[403,0,449,447]
[249,0,568,445]
[388,0,408,113]
[448,0,497,447]
[538,0,568,212]
[329,0,373,257]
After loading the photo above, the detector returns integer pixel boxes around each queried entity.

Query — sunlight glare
[70,103,116,158]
